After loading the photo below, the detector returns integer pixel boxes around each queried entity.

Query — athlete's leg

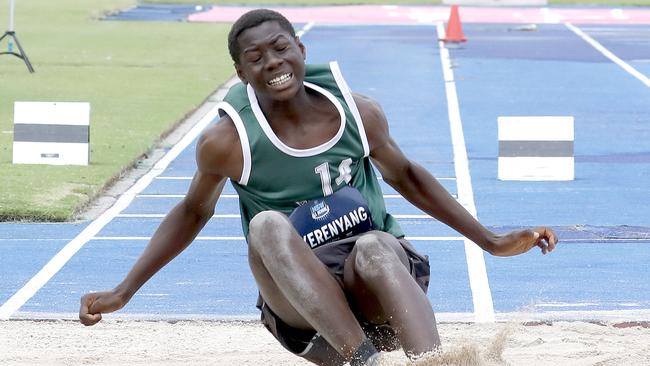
[247,210,369,359]
[342,231,441,358]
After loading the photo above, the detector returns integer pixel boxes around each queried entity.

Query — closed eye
[245,53,262,64]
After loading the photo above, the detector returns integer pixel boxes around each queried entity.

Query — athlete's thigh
[247,212,316,331]
[248,244,314,330]
[342,231,409,323]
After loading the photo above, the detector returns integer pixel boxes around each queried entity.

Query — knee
[354,233,399,277]
[249,210,287,236]
[248,210,294,255]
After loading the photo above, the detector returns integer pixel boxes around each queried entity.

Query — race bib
[289,185,374,249]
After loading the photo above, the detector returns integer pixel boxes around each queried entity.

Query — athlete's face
[234,21,306,101]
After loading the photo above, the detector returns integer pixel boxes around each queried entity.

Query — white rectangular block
[498,116,574,141]
[498,157,574,181]
[13,142,90,166]
[13,102,90,126]
[498,116,574,181]
[12,101,90,165]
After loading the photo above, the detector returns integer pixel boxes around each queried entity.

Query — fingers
[496,227,558,257]
[80,312,102,326]
[533,227,559,254]
[79,294,102,326]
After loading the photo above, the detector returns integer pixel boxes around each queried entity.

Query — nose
[264,50,283,70]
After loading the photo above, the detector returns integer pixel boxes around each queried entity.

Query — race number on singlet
[288,185,374,249]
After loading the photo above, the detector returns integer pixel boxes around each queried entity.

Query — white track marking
[116,213,241,218]
[137,194,239,198]
[437,22,495,323]
[565,22,650,88]
[296,21,315,38]
[0,83,234,320]
[0,23,320,320]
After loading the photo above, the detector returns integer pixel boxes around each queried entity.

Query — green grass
[0,0,233,221]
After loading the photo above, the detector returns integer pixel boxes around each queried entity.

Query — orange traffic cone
[442,5,466,43]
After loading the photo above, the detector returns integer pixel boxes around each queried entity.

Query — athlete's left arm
[353,94,558,257]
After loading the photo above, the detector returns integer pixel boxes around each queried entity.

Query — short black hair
[228,9,296,64]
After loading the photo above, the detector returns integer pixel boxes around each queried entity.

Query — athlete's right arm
[79,116,243,326]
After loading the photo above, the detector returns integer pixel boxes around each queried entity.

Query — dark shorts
[256,234,430,365]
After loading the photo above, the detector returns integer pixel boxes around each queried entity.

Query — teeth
[268,73,292,86]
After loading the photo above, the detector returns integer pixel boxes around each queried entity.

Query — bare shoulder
[196,115,243,181]
[352,93,385,125]
[352,93,391,150]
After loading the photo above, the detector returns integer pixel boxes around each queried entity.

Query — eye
[275,42,289,52]
[246,53,262,63]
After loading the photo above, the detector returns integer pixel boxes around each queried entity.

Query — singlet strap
[216,101,252,186]
[329,61,370,158]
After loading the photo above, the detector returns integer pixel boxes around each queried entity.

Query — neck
[257,85,315,126]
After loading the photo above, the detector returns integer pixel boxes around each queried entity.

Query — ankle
[349,339,379,366]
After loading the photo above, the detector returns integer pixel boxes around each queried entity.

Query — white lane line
[406,236,464,241]
[387,194,459,199]
[384,194,404,199]
[437,22,495,323]
[378,176,457,181]
[117,213,241,218]
[92,236,463,241]
[0,22,321,320]
[394,214,434,219]
[296,21,315,38]
[0,82,236,321]
[565,22,650,88]
[137,194,239,198]
[534,302,599,308]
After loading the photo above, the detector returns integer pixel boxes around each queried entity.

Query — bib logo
[288,186,374,249]
[310,201,330,220]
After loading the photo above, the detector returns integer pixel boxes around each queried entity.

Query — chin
[265,83,302,101]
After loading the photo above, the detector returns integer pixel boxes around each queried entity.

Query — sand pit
[1,319,649,365]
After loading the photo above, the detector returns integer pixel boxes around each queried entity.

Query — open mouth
[267,73,293,87]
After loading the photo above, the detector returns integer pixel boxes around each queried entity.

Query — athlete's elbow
[384,160,416,191]
[179,199,214,225]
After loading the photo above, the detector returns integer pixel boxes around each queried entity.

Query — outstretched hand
[491,227,558,257]
[79,291,126,326]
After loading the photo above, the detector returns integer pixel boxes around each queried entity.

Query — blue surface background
[1,23,649,318]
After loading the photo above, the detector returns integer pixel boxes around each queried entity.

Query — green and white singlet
[216,61,403,240]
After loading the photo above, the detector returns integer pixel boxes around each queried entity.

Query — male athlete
[79,9,558,366]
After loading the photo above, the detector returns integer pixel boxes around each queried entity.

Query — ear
[296,36,306,60]
[234,63,248,84]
